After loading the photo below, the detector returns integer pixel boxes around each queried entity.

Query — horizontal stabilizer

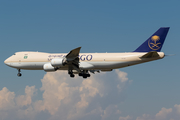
[140,51,159,58]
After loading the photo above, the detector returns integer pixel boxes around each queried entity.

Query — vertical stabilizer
[134,27,170,52]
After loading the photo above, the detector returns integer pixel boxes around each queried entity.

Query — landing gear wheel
[87,74,90,77]
[17,73,22,77]
[79,73,83,76]
[70,74,75,78]
[17,69,22,77]
[83,75,87,78]
[80,70,91,78]
[68,70,75,78]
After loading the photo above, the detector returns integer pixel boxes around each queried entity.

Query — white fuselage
[4,51,165,71]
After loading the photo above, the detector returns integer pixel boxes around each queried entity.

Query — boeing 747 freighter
[4,27,170,78]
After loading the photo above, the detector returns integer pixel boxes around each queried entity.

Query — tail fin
[134,27,170,52]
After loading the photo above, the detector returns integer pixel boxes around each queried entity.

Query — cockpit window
[14,53,16,55]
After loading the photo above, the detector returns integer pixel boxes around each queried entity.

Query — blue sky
[0,0,180,120]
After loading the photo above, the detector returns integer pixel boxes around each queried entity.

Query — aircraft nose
[4,58,11,66]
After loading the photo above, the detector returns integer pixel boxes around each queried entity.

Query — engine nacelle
[43,63,56,72]
[51,57,64,67]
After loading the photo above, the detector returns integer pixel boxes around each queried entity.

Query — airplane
[4,27,170,78]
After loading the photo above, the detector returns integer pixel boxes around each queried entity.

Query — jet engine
[51,57,65,67]
[43,63,56,72]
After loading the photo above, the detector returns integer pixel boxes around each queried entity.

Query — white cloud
[136,114,151,120]
[38,70,131,120]
[101,105,121,120]
[115,70,132,92]
[16,86,37,107]
[115,70,128,83]
[174,104,180,114]
[0,87,15,110]
[135,105,180,120]
[0,86,37,120]
[155,107,172,119]
[0,70,132,120]
[2,70,180,120]
[119,115,132,120]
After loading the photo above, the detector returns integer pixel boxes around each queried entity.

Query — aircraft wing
[63,47,81,73]
[66,47,81,61]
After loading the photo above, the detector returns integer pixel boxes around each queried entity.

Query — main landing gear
[68,70,91,78]
[79,70,91,78]
[17,69,22,77]
[68,70,75,78]
[78,73,90,78]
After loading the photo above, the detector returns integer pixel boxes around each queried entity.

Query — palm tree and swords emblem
[148,35,161,50]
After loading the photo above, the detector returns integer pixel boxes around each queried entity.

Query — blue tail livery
[134,27,170,52]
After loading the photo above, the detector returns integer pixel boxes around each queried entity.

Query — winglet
[134,27,170,52]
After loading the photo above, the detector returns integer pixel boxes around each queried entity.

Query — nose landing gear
[17,69,22,77]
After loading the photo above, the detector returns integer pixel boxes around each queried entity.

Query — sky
[0,0,180,120]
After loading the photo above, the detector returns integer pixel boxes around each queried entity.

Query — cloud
[119,115,132,120]
[115,70,128,83]
[155,107,172,119]
[174,104,180,114]
[0,87,15,110]
[35,70,131,120]
[0,86,37,120]
[16,86,37,107]
[2,70,180,120]
[135,105,180,120]
[0,70,132,120]
[136,114,151,120]
[101,105,121,120]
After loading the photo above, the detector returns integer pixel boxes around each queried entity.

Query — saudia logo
[148,35,161,50]
[24,56,28,59]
